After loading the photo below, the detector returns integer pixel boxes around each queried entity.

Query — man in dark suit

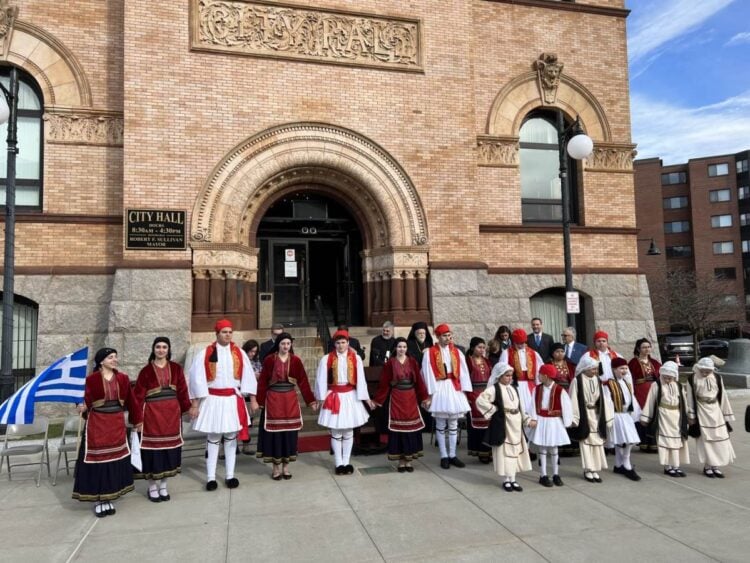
[561,326,587,365]
[369,321,396,367]
[326,324,366,360]
[259,324,284,362]
[527,317,554,362]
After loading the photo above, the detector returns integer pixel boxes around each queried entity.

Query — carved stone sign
[126,209,187,250]
[191,0,422,71]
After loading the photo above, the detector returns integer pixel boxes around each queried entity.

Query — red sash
[204,342,243,383]
[141,397,183,449]
[264,389,303,432]
[208,388,249,441]
[84,411,130,463]
[535,383,564,417]
[322,384,355,414]
[429,345,462,390]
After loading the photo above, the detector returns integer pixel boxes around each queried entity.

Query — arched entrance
[190,122,431,331]
[257,189,364,326]
[530,287,592,345]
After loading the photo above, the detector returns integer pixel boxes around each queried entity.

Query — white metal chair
[1,416,51,486]
[52,415,80,486]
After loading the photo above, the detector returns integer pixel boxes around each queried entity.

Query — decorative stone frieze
[43,109,124,146]
[192,242,258,281]
[191,0,422,72]
[0,0,19,57]
[477,135,519,167]
[585,143,638,172]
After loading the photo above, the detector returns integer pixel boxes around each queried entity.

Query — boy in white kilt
[189,319,257,490]
[476,362,537,492]
[640,361,690,477]
[421,323,472,470]
[687,357,736,478]
[603,357,642,481]
[315,330,374,475]
[569,355,614,483]
[528,363,572,487]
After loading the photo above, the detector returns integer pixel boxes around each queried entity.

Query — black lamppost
[638,237,661,256]
[0,67,19,403]
[558,111,593,329]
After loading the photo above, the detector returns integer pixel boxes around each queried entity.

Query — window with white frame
[711,214,733,228]
[708,163,729,177]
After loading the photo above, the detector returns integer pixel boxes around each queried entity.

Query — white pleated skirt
[429,380,470,419]
[192,394,241,434]
[318,390,370,430]
[529,416,571,447]
[607,413,641,447]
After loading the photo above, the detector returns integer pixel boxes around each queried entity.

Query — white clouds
[628,0,735,64]
[631,90,750,164]
[726,31,750,46]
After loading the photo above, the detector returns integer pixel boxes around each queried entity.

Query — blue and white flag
[0,347,89,424]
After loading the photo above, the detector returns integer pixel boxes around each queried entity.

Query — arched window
[0,293,39,390]
[0,66,44,209]
[519,111,580,223]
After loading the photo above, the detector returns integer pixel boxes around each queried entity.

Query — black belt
[269,382,295,392]
[146,387,178,402]
[472,383,487,390]
[92,400,123,413]
[392,381,415,390]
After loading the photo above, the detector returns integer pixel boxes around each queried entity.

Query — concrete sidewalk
[1,395,749,563]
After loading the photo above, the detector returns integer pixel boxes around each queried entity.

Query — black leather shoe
[405,465,414,473]
[345,464,354,474]
[397,466,407,473]
[225,477,239,489]
[148,489,162,503]
[552,475,564,486]
[593,474,602,483]
[449,457,466,468]
[511,481,523,492]
[584,472,595,483]
[440,457,450,469]
[106,504,116,516]
[624,468,641,481]
[674,468,686,477]
[713,469,725,479]
[335,465,345,475]
[502,482,513,492]
[539,475,553,488]
[613,465,625,475]
[282,473,292,480]
[206,480,218,491]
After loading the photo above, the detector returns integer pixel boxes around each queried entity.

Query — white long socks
[435,418,448,458]
[539,448,548,476]
[447,419,458,458]
[539,447,559,476]
[616,444,633,470]
[224,433,238,479]
[331,429,354,466]
[206,433,222,481]
[551,449,560,475]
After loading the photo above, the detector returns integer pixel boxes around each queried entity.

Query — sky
[626,0,750,164]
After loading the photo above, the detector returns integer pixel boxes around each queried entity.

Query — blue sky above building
[626,0,750,164]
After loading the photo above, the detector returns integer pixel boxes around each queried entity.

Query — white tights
[206,432,238,480]
[615,444,633,470]
[435,418,458,458]
[538,447,559,476]
[331,429,354,466]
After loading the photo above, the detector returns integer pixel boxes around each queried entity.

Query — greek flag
[0,347,89,424]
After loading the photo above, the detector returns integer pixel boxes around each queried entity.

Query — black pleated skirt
[255,410,299,464]
[72,428,134,502]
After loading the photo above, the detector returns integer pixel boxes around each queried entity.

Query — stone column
[404,270,417,312]
[390,270,404,315]
[417,270,429,314]
[224,271,240,314]
[208,269,225,314]
[381,272,391,315]
[372,272,382,315]
[192,269,210,315]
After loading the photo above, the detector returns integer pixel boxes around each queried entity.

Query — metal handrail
[314,295,331,354]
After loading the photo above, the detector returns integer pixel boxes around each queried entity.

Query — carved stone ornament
[585,143,638,172]
[0,0,18,58]
[534,53,563,105]
[477,135,519,167]
[191,0,422,71]
[43,109,124,146]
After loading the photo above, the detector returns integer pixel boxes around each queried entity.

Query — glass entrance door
[270,241,308,325]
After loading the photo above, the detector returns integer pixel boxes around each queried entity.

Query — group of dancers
[71,319,738,516]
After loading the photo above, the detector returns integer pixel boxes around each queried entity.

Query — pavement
[1,393,749,563]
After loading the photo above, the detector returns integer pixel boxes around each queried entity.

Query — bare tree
[650,269,739,354]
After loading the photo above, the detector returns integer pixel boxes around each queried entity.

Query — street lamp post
[0,67,19,403]
[557,111,593,330]
[637,237,661,256]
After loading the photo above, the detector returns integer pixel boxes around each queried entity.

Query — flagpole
[0,67,19,404]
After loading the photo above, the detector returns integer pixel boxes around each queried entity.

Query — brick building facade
[0,0,655,377]
[634,151,750,333]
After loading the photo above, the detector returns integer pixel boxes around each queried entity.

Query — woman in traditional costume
[256,333,317,480]
[373,337,429,472]
[640,361,689,477]
[603,358,642,481]
[528,363,572,487]
[133,337,191,502]
[72,348,138,517]
[628,338,660,452]
[687,357,736,478]
[548,343,576,391]
[569,355,614,483]
[464,337,492,463]
[476,362,537,492]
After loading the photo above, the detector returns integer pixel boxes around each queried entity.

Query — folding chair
[1,416,51,487]
[52,415,80,486]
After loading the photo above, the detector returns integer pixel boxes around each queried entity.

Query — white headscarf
[693,356,715,378]
[659,361,679,380]
[575,354,599,377]
[488,361,513,387]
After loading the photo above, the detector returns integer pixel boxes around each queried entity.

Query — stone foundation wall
[430,269,658,355]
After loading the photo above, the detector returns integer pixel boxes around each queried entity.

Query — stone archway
[190,122,431,330]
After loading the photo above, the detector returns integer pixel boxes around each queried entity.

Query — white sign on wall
[566,291,580,314]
